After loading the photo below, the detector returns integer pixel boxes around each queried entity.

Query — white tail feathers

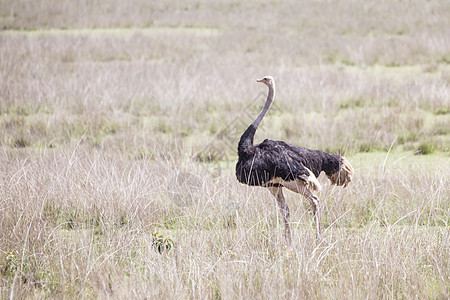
[328,156,354,187]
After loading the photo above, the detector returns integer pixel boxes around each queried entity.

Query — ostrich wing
[257,139,313,182]
[236,138,327,187]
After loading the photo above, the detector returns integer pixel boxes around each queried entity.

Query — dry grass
[0,0,449,298]
[0,148,448,298]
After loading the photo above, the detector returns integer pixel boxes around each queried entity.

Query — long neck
[252,84,275,128]
[238,84,275,154]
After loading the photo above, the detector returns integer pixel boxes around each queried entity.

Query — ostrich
[236,76,354,243]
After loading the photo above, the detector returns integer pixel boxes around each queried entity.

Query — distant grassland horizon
[0,0,449,299]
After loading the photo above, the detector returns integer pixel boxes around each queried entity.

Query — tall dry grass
[0,147,448,298]
[0,0,449,298]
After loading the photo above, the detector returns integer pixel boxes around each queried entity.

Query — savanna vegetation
[0,0,449,298]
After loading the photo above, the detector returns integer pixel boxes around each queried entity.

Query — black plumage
[236,124,343,186]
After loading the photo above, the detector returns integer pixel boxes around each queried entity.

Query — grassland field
[0,0,449,299]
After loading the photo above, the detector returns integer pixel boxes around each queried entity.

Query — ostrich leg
[268,187,291,244]
[306,192,321,239]
[284,181,322,239]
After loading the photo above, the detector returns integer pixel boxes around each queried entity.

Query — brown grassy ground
[0,0,449,298]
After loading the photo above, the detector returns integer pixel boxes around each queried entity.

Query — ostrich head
[257,76,274,87]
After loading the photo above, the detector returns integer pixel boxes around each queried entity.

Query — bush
[416,142,435,155]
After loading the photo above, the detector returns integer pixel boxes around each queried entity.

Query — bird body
[237,132,349,188]
[236,76,353,243]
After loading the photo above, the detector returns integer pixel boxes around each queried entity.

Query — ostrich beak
[256,78,263,82]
